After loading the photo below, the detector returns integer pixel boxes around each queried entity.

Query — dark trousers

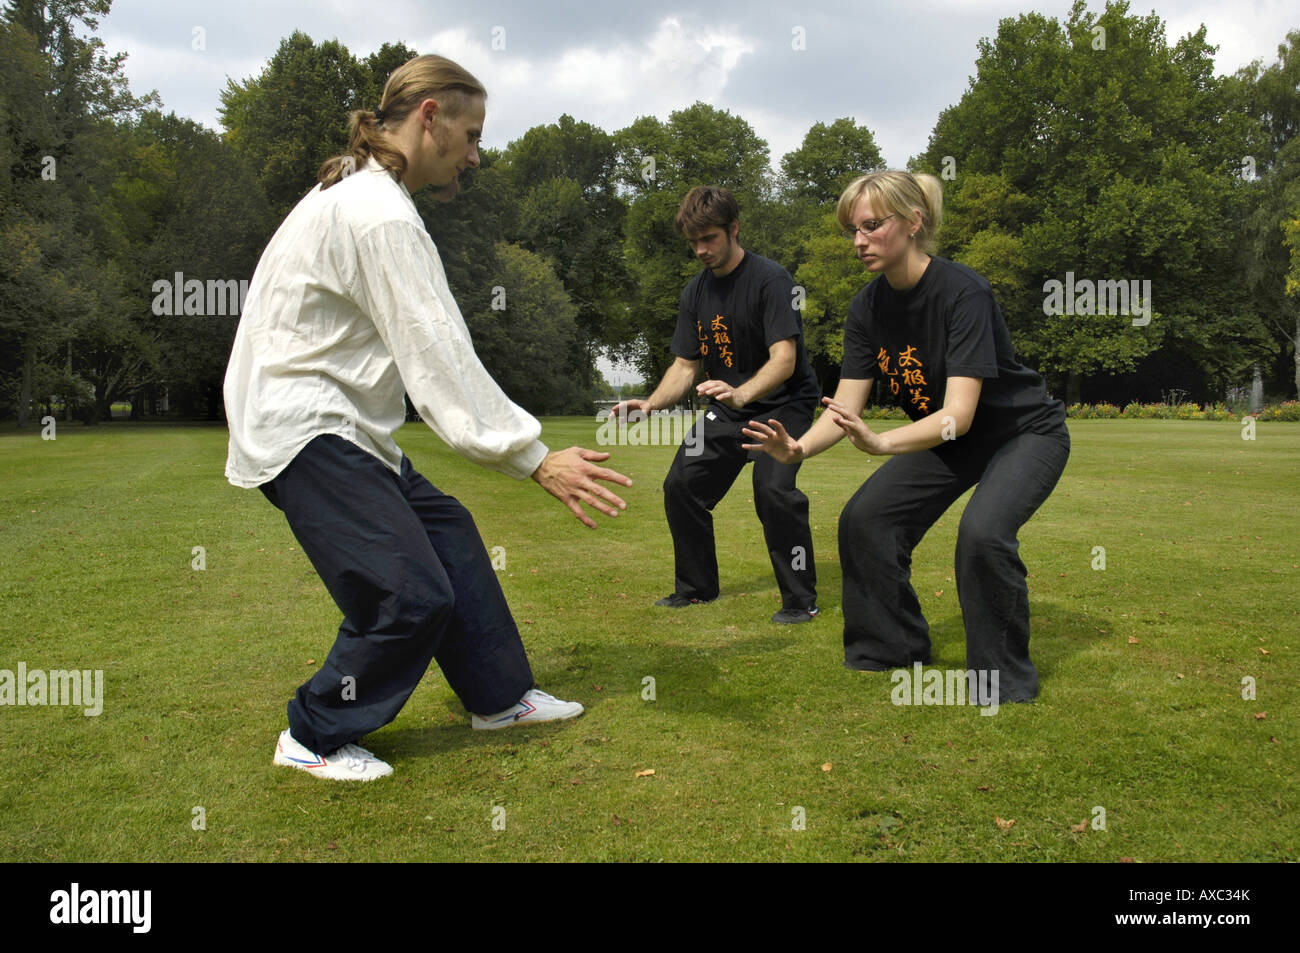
[259,434,533,754]
[837,427,1070,702]
[663,404,817,610]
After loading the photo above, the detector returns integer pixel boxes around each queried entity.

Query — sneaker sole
[472,708,585,730]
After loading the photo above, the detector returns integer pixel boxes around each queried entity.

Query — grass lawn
[0,417,1295,861]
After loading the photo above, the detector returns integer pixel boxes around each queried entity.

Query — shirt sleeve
[350,219,548,480]
[670,282,702,359]
[944,285,999,379]
[840,288,877,379]
[759,266,801,348]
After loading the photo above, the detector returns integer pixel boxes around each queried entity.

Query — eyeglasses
[840,214,896,239]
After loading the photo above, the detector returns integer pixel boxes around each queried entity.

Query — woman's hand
[823,397,889,455]
[741,418,803,464]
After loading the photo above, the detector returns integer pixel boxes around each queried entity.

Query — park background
[0,0,1296,862]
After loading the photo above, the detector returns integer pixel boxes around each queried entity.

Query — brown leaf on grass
[995,816,1015,830]
[306,658,316,665]
[1254,712,1266,720]
[634,768,655,778]
[326,843,338,850]
[977,785,991,792]
[934,589,944,597]
[1127,637,1139,644]
[821,762,833,772]
[1259,648,1270,655]
[522,619,535,624]
[1120,856,1135,863]
[1070,821,1088,833]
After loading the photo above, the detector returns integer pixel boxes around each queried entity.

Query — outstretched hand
[531,447,633,529]
[608,399,651,420]
[741,418,802,464]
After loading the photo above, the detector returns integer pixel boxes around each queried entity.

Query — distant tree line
[2,0,1297,426]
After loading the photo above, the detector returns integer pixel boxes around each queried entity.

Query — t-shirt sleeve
[350,219,548,480]
[670,283,702,359]
[840,289,877,380]
[945,286,999,378]
[759,267,801,348]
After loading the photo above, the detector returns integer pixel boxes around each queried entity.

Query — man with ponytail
[743,170,1069,703]
[225,55,632,781]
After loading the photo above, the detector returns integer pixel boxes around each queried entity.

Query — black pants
[663,403,817,610]
[838,426,1070,702]
[259,435,534,754]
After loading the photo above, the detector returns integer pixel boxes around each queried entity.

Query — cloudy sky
[100,0,1295,169]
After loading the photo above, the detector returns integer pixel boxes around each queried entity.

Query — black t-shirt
[671,251,820,421]
[840,256,1065,450]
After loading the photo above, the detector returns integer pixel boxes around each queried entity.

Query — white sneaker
[273,730,393,781]
[471,689,584,730]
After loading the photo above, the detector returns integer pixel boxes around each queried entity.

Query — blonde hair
[318,54,486,189]
[836,170,944,251]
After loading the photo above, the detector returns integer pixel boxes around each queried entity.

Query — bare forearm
[793,378,872,459]
[875,412,958,455]
[794,410,850,459]
[647,362,697,411]
[733,352,795,407]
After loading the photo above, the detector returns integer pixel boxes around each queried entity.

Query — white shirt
[224,157,548,487]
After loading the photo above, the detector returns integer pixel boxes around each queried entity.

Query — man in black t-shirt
[611,186,820,623]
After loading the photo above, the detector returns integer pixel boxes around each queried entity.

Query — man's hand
[696,379,745,410]
[531,447,633,529]
[741,419,802,464]
[823,397,888,455]
[609,399,652,420]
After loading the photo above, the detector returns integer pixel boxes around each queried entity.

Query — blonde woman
[743,171,1068,703]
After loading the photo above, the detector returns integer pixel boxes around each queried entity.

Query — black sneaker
[772,606,819,624]
[655,593,714,608]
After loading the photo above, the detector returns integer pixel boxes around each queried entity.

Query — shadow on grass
[921,599,1101,684]
[382,631,801,757]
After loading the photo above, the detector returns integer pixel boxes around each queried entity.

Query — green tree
[0,0,157,425]
[466,242,588,415]
[616,103,772,383]
[921,0,1256,402]
[499,115,633,379]
[219,31,369,221]
[780,117,884,206]
[1231,30,1300,399]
